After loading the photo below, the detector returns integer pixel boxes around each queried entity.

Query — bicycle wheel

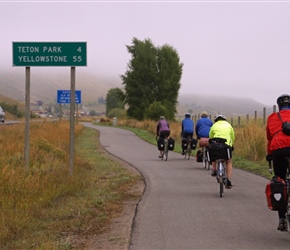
[220,181,223,197]
[164,140,168,161]
[286,177,290,231]
[186,145,191,160]
[202,147,207,168]
[184,143,188,159]
[218,161,224,197]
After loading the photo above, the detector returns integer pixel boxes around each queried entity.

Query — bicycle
[156,136,169,161]
[208,138,231,197]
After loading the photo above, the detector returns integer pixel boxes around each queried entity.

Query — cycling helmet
[185,113,191,118]
[214,114,226,122]
[277,94,290,109]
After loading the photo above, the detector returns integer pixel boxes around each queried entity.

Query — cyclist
[195,111,213,144]
[266,94,290,231]
[181,113,194,155]
[209,114,235,189]
[156,116,170,158]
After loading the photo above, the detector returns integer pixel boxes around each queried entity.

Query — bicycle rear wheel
[218,161,224,197]
[184,143,188,159]
[202,148,207,169]
[220,181,223,197]
[186,146,191,160]
[286,178,290,231]
[164,141,168,161]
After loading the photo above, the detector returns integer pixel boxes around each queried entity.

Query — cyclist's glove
[266,154,272,162]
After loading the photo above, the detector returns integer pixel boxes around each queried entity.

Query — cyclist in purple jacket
[156,116,171,158]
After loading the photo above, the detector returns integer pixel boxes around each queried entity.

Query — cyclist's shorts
[208,142,232,162]
[182,132,193,139]
[160,131,170,139]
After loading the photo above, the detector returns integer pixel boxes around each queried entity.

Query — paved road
[82,122,290,250]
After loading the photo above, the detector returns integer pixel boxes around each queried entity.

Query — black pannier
[168,137,175,151]
[265,176,287,211]
[208,138,231,162]
[157,138,164,150]
[196,149,203,162]
[182,138,188,150]
[191,138,197,150]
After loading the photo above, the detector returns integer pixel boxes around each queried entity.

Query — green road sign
[12,42,87,66]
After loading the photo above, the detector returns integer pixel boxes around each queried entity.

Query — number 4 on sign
[77,47,81,52]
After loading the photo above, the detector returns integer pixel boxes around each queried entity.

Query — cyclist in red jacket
[266,94,290,231]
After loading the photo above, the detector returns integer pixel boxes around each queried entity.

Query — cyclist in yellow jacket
[209,114,235,188]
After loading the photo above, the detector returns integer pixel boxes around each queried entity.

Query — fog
[1,1,290,106]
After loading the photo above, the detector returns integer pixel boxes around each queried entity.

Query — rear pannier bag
[168,137,175,151]
[182,138,188,150]
[265,176,287,211]
[196,150,203,162]
[157,138,164,150]
[191,138,197,150]
[207,138,231,162]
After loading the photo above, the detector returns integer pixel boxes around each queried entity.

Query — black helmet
[214,114,226,122]
[277,94,290,108]
[185,113,190,118]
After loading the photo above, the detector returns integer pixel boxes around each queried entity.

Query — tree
[144,101,167,121]
[108,108,126,119]
[121,37,183,120]
[106,88,125,116]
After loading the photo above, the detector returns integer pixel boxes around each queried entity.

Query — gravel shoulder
[83,152,145,250]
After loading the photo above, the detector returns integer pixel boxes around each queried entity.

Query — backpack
[265,176,287,211]
[196,150,203,162]
[168,137,175,151]
[277,112,290,136]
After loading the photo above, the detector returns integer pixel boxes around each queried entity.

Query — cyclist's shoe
[277,218,288,231]
[225,179,232,189]
[181,150,185,155]
[158,154,162,158]
[211,170,217,176]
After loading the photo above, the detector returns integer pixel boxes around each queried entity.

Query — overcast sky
[1,0,290,106]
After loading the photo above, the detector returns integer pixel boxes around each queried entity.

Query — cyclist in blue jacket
[195,111,213,139]
[181,113,194,155]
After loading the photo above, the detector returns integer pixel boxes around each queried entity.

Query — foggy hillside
[0,69,271,116]
[178,94,271,117]
[0,68,117,105]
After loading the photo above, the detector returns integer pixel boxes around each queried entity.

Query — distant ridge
[177,93,271,117]
[1,69,271,116]
[0,68,118,105]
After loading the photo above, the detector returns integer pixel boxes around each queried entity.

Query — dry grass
[117,118,182,142]
[0,121,141,249]
[116,118,268,161]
